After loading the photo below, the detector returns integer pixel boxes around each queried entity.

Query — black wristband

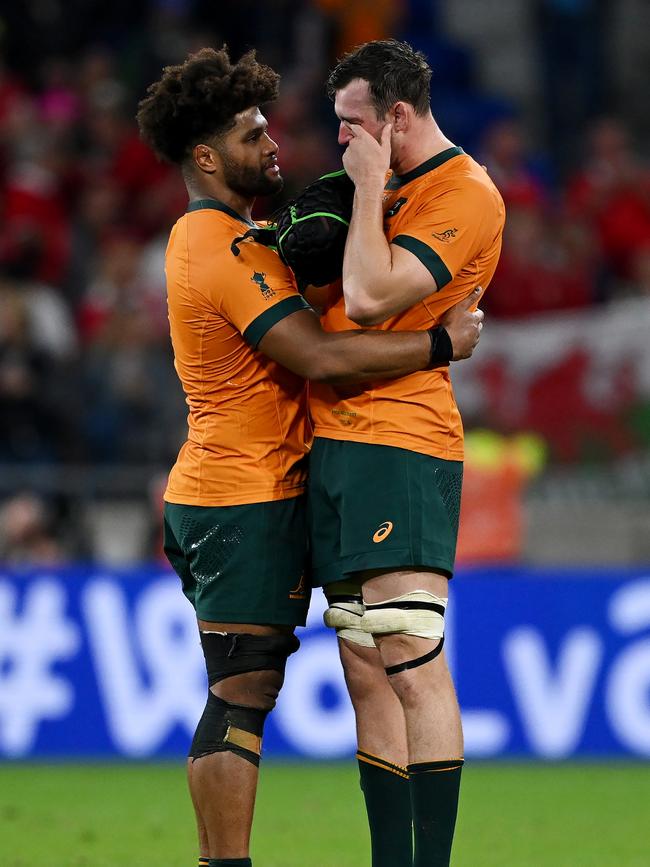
[427,325,453,368]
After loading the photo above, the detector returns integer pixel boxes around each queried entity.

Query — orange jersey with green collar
[164,199,311,507]
[310,147,505,460]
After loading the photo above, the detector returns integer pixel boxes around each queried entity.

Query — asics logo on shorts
[372,521,394,543]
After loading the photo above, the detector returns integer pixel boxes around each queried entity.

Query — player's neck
[186,178,254,223]
[390,118,456,178]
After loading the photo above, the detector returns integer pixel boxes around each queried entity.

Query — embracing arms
[258,288,483,384]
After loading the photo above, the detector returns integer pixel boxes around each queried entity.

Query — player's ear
[391,102,409,133]
[193,143,218,174]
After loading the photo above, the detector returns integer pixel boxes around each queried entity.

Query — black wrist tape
[427,325,453,368]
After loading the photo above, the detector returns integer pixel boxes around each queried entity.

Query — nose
[265,133,279,155]
[338,123,352,146]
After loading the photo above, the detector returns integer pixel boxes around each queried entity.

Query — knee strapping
[361,591,446,640]
[189,692,267,766]
[361,591,447,676]
[324,590,375,647]
[199,631,300,687]
[190,631,300,764]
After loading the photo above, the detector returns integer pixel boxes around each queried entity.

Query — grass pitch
[0,761,648,866]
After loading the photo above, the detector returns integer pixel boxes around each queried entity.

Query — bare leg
[338,637,407,765]
[362,570,463,762]
[337,632,412,866]
[363,570,464,866]
[188,621,291,861]
[190,750,259,859]
[187,757,209,860]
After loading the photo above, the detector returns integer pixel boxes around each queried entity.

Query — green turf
[0,761,648,866]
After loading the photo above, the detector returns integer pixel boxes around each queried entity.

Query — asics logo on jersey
[432,228,458,242]
[372,521,394,543]
[251,271,275,299]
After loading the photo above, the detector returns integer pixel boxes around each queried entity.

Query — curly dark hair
[136,46,280,164]
[326,39,432,118]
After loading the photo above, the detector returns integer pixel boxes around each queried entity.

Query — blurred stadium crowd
[1,0,649,564]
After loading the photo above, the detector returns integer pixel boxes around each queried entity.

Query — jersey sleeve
[210,241,310,347]
[391,181,497,290]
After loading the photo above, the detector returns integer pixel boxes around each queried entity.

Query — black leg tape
[327,593,362,604]
[365,600,446,616]
[189,693,267,766]
[384,637,445,677]
[200,631,300,687]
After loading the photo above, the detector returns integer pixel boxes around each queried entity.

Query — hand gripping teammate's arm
[219,222,482,384]
[257,287,483,384]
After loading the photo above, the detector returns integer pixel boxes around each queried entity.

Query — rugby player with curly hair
[137,46,483,867]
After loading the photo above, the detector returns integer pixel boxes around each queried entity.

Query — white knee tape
[324,598,376,647]
[361,591,447,640]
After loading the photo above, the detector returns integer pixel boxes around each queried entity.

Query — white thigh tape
[324,598,376,647]
[361,591,447,640]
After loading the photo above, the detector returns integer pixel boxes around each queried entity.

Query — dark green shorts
[163,496,310,626]
[308,439,463,586]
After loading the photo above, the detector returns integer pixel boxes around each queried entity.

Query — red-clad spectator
[83,96,186,239]
[486,202,597,318]
[1,131,72,287]
[566,118,650,280]
[479,118,549,209]
[77,233,167,344]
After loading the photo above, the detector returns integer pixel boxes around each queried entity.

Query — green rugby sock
[358,750,413,867]
[199,859,209,867]
[409,759,464,867]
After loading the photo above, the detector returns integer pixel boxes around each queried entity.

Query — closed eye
[246,127,267,143]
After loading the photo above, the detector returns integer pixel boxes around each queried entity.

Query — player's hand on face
[342,123,392,191]
[440,286,485,361]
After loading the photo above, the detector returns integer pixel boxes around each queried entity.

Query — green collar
[385,146,464,190]
[186,198,255,227]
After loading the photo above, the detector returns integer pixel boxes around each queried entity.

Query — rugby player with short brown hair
[310,39,506,867]
[137,46,484,867]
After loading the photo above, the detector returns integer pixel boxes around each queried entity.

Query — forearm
[257,308,456,384]
[342,185,394,322]
[315,328,430,383]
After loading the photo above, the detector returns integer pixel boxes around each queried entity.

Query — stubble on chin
[222,155,283,197]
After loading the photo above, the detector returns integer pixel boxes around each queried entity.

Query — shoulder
[167,211,232,264]
[230,234,295,284]
[414,157,505,222]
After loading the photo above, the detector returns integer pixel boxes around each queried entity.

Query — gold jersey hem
[163,482,305,508]
[312,427,464,462]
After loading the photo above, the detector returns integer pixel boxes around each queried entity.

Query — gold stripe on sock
[357,750,409,780]
[416,766,461,773]
[408,758,464,774]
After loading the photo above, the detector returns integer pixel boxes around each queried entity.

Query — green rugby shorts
[163,495,310,625]
[308,439,463,586]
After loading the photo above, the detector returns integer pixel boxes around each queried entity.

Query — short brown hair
[327,39,432,118]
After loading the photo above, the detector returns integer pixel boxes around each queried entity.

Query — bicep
[257,308,326,379]
[387,243,440,310]
[345,244,439,325]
